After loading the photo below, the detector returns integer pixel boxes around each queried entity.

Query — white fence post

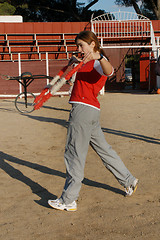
[18,53,22,94]
[46,52,49,85]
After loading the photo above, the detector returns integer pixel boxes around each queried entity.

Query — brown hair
[75,30,108,59]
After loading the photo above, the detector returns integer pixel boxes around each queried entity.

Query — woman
[48,31,138,211]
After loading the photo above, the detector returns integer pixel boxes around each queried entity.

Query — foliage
[1,0,160,21]
[0,2,15,15]
[140,1,157,20]
[125,54,140,68]
[115,0,138,7]
[115,0,160,20]
[0,0,105,22]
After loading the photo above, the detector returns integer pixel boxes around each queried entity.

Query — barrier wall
[0,59,74,97]
[0,22,90,97]
[140,54,156,91]
[0,22,90,34]
[0,20,160,97]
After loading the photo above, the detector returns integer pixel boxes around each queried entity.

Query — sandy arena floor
[0,91,160,240]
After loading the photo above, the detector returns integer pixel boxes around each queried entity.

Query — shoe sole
[133,179,139,194]
[133,184,138,194]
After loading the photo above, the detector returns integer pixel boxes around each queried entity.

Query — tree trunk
[157,0,160,19]
[149,0,159,19]
[131,0,142,15]
[83,0,99,11]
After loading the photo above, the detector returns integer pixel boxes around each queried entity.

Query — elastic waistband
[69,101,100,111]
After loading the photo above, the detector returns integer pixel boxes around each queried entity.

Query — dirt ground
[0,90,160,240]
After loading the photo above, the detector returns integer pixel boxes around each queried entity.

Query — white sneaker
[125,178,139,196]
[48,198,77,211]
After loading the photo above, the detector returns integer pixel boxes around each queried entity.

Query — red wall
[0,20,160,96]
[0,22,90,34]
[140,53,156,90]
[0,20,159,34]
[0,22,91,96]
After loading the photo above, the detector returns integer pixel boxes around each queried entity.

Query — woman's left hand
[83,51,113,76]
[68,55,82,66]
[83,51,101,63]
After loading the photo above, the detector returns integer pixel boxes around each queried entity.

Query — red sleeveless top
[69,60,107,109]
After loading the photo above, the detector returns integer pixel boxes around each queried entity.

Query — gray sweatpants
[61,103,135,204]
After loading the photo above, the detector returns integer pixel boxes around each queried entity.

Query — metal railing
[91,20,151,39]
[91,11,157,56]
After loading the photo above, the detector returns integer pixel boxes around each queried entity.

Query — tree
[0,0,105,22]
[0,1,16,15]
[140,0,160,19]
[115,0,160,20]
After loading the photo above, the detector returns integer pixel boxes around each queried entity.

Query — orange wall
[0,22,92,96]
[0,20,160,95]
[151,20,160,36]
[140,54,157,90]
[1,20,160,34]
[0,22,90,34]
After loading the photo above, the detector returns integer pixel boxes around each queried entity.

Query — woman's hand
[82,51,101,64]
[83,51,113,76]
[68,55,82,66]
[69,52,101,65]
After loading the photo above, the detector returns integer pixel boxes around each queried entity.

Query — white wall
[0,16,23,22]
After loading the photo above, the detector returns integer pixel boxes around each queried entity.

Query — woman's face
[76,39,95,56]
